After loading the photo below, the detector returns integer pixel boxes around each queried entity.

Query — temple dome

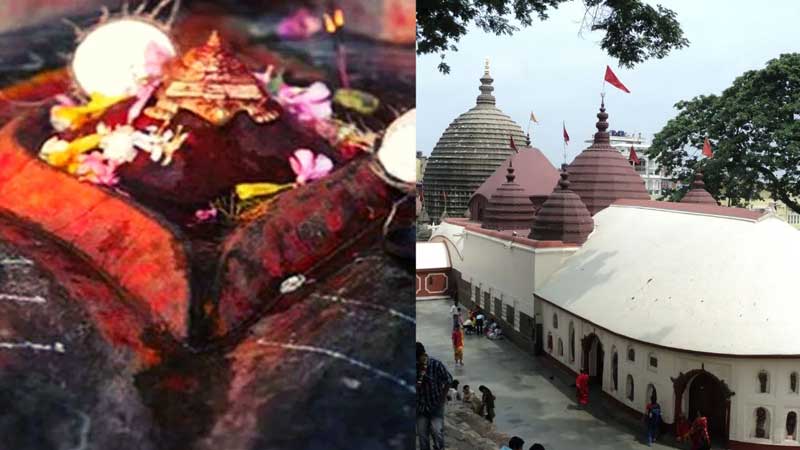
[680,171,718,205]
[481,156,537,230]
[529,167,594,244]
[422,60,527,222]
[566,101,650,215]
[469,145,560,222]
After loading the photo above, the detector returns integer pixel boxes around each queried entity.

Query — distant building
[416,151,427,182]
[585,130,673,198]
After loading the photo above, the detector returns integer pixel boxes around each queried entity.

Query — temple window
[558,338,564,357]
[791,372,798,394]
[758,370,770,393]
[547,333,553,352]
[611,350,619,391]
[552,313,558,329]
[569,322,576,362]
[626,375,634,401]
[646,384,657,403]
[648,353,658,369]
[627,346,635,362]
[787,412,797,440]
[755,407,770,439]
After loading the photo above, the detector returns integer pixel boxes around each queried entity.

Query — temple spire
[476,58,496,106]
[592,99,610,145]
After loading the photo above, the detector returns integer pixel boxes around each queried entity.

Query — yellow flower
[235,182,293,200]
[50,92,127,131]
[41,133,102,168]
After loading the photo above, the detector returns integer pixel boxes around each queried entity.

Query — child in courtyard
[452,324,464,366]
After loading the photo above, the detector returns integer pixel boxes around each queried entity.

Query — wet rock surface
[0,240,158,450]
[0,213,414,450]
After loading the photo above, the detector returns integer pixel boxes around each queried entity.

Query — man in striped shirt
[417,341,452,450]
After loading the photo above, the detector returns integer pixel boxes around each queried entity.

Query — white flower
[39,136,69,157]
[132,127,184,165]
[49,110,71,132]
[98,124,138,164]
[279,274,306,294]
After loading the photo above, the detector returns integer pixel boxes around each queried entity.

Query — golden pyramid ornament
[145,31,281,126]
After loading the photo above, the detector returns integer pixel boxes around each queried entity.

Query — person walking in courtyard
[644,394,662,446]
[686,411,711,450]
[416,342,452,450]
[450,300,461,329]
[575,368,590,406]
[479,385,496,423]
[475,310,485,335]
[500,436,525,450]
[452,324,464,366]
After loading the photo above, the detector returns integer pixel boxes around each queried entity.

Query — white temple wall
[540,301,800,447]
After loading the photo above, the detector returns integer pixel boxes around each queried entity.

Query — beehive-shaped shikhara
[566,101,649,215]
[481,157,537,230]
[680,171,718,205]
[146,31,281,126]
[529,168,594,244]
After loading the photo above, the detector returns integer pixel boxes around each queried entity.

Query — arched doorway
[673,369,733,446]
[581,333,604,387]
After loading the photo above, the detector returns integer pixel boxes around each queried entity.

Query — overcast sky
[417,0,800,166]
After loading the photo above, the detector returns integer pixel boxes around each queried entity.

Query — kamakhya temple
[417,69,800,449]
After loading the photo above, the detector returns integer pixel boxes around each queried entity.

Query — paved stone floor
[417,299,683,450]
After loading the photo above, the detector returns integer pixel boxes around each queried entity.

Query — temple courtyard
[417,299,687,450]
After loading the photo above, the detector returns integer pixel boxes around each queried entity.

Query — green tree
[416,0,689,74]
[648,53,800,212]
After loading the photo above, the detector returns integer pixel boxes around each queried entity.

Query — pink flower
[277,82,332,123]
[277,8,322,40]
[128,80,160,124]
[144,40,173,78]
[194,205,218,222]
[76,151,119,186]
[54,94,77,106]
[289,149,333,184]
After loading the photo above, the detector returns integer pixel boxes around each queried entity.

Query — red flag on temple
[604,66,631,93]
[629,145,640,164]
[563,122,570,144]
[510,135,518,153]
[702,137,713,157]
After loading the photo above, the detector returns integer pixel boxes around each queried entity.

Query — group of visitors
[500,436,545,450]
[450,300,506,366]
[447,379,496,423]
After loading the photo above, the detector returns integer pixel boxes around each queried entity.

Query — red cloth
[689,416,710,450]
[510,135,518,152]
[676,417,691,439]
[604,66,631,93]
[629,146,640,164]
[576,373,589,405]
[452,329,463,348]
[702,137,713,157]
[563,123,570,144]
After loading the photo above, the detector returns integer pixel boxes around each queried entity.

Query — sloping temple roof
[534,201,800,356]
[416,241,451,270]
[470,147,560,205]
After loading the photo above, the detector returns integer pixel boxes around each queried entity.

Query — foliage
[416,0,688,74]
[648,53,800,212]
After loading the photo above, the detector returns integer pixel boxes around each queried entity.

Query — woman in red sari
[575,368,589,406]
[687,411,711,450]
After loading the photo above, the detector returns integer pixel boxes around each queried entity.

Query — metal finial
[484,58,490,75]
